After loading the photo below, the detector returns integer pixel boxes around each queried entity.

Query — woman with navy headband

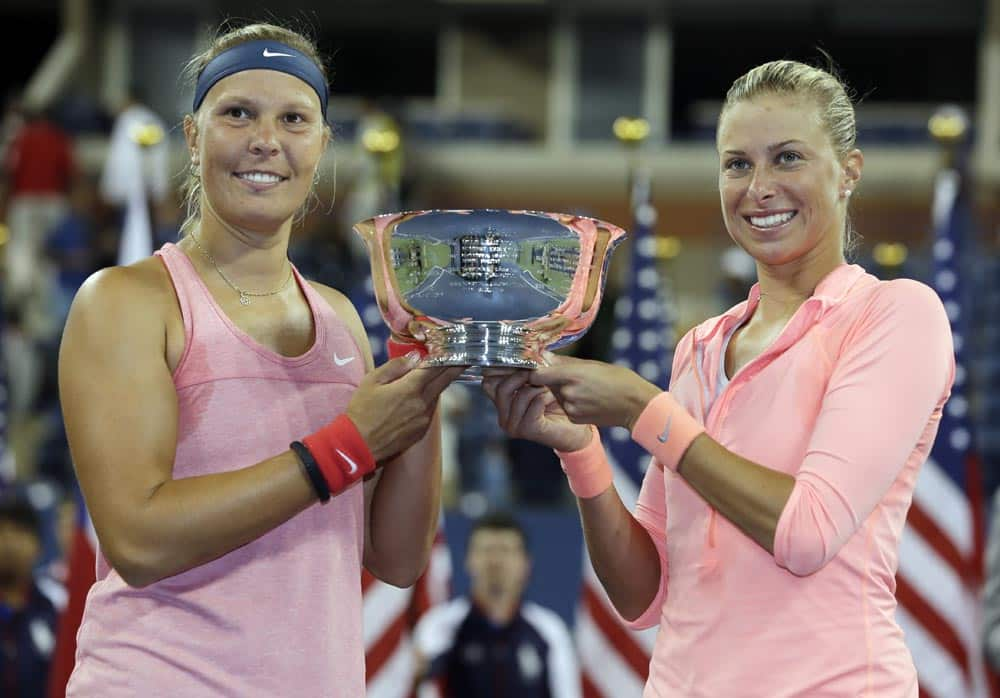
[58,21,463,696]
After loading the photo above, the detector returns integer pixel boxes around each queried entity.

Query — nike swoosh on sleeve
[656,415,673,444]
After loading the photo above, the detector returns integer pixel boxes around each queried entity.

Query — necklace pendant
[239,292,251,306]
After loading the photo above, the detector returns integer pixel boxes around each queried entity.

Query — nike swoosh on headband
[192,40,329,120]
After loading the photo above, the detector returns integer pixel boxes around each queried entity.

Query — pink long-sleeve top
[627,263,954,697]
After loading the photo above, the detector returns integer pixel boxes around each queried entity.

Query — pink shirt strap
[631,392,705,472]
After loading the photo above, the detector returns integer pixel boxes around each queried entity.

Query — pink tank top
[67,243,368,697]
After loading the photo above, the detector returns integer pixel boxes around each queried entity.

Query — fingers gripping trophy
[353,209,626,380]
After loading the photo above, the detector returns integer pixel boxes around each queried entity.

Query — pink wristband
[631,392,705,473]
[555,426,614,499]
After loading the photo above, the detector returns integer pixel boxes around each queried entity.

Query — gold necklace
[189,231,293,306]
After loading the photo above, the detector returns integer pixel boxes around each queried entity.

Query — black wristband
[290,441,330,502]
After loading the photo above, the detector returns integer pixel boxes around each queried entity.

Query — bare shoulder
[71,257,174,318]
[62,257,175,354]
[307,280,374,368]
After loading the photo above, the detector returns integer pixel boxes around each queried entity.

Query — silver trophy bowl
[353,209,627,381]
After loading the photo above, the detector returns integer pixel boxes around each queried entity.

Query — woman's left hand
[529,353,663,430]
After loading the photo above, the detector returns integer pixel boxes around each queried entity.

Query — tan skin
[59,68,464,589]
[483,93,863,621]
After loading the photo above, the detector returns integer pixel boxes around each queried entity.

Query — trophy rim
[352,208,629,367]
[352,208,628,239]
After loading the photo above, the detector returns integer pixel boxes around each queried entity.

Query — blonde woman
[485,59,953,696]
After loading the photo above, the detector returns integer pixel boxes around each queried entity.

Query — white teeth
[749,211,795,228]
[238,172,282,183]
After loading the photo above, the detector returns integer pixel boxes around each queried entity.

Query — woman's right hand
[347,355,466,463]
[481,369,593,453]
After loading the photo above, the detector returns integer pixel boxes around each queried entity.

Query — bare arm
[316,286,459,587]
[481,370,661,622]
[363,409,445,587]
[59,265,318,588]
[675,436,794,553]
[536,281,954,574]
[542,357,793,552]
[577,485,662,622]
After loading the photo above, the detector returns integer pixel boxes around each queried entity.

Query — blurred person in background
[0,101,75,479]
[32,175,105,492]
[2,303,47,479]
[57,20,463,697]
[45,176,103,331]
[0,489,64,698]
[2,304,40,421]
[151,186,184,249]
[484,58,954,696]
[412,511,580,698]
[0,92,25,168]
[46,493,77,586]
[0,101,75,317]
[99,84,171,262]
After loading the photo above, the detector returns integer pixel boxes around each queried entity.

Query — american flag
[351,276,454,698]
[363,527,452,696]
[576,169,668,697]
[894,163,993,697]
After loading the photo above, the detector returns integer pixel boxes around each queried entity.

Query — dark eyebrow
[722,139,805,156]
[769,139,805,150]
[215,95,252,105]
[214,94,316,111]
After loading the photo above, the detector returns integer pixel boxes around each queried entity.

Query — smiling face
[184,69,328,235]
[717,93,861,271]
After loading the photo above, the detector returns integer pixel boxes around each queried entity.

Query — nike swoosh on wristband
[334,353,356,367]
[337,449,359,475]
[262,48,294,58]
[656,415,673,444]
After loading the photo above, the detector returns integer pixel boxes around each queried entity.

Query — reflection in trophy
[353,209,627,380]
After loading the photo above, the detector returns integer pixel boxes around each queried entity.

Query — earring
[843,189,852,198]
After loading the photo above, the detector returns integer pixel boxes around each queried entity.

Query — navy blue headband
[192,40,329,121]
